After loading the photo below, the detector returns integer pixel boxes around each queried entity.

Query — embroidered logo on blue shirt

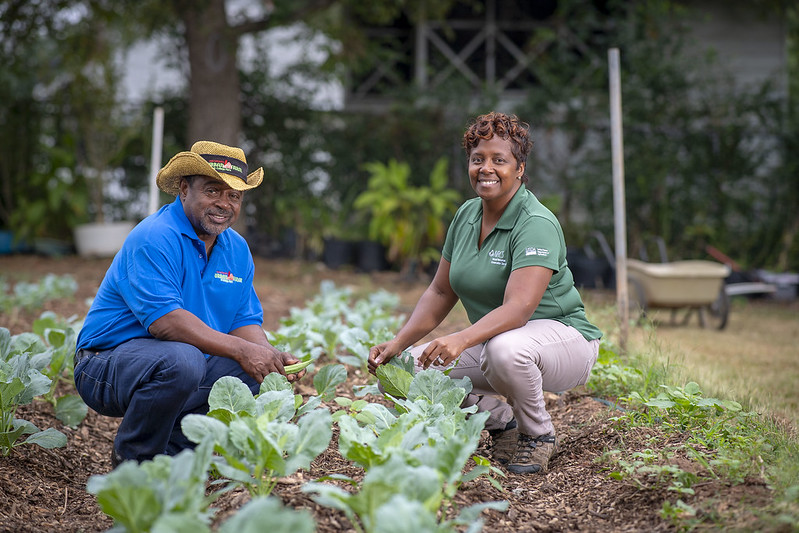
[215,271,243,283]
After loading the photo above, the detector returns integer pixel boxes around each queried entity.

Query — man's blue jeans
[74,337,259,462]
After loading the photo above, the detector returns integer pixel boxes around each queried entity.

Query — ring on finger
[435,357,445,365]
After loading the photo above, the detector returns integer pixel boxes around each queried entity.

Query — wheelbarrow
[626,258,732,330]
[580,232,733,329]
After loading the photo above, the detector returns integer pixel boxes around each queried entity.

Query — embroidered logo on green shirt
[488,249,507,266]
[526,246,550,257]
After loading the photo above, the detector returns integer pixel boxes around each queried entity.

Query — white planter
[74,221,136,258]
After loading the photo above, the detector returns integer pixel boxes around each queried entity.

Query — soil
[0,255,776,532]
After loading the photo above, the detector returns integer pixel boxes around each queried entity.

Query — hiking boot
[110,447,124,470]
[488,419,518,465]
[506,433,558,474]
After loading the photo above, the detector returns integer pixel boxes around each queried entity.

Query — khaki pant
[410,319,600,437]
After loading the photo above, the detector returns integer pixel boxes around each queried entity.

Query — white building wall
[683,1,786,91]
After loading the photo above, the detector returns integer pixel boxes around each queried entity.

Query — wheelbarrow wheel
[626,277,647,324]
[701,288,730,330]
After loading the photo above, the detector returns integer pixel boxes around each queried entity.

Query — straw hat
[156,140,263,196]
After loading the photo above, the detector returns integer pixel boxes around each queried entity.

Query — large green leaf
[181,414,230,448]
[336,415,382,468]
[254,389,296,422]
[55,394,88,427]
[375,364,413,399]
[217,496,316,533]
[23,427,67,449]
[373,495,445,533]
[208,376,256,416]
[407,369,468,410]
[284,408,333,474]
[313,364,347,399]
[0,328,11,360]
[151,513,211,533]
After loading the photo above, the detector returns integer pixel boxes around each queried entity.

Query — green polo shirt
[442,186,602,341]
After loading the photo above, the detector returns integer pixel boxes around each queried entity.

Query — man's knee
[150,341,207,392]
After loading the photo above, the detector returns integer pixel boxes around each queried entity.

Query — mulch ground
[0,255,777,532]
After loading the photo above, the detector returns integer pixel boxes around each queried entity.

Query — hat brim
[156,151,263,196]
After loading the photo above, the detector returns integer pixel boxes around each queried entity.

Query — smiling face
[179,175,243,244]
[468,135,525,207]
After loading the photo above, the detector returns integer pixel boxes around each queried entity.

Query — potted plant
[68,50,140,258]
[353,157,461,278]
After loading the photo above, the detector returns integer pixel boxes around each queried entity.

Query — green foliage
[375,355,415,399]
[0,274,78,313]
[353,157,461,275]
[308,368,507,533]
[0,327,67,456]
[86,439,219,533]
[267,281,404,369]
[181,370,344,497]
[589,340,799,529]
[217,496,316,533]
[31,312,88,427]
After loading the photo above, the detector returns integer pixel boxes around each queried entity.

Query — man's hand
[241,345,304,383]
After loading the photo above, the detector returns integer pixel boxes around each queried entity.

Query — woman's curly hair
[462,112,533,180]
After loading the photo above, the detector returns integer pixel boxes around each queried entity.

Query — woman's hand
[368,340,402,375]
[418,332,469,370]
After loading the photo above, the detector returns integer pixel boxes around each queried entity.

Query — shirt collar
[496,185,528,230]
[167,196,230,251]
[467,185,528,229]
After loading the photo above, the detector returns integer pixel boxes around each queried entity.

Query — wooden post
[608,48,629,351]
[147,106,164,215]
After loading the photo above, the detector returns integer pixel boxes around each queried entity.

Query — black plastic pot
[323,238,355,270]
[355,240,388,272]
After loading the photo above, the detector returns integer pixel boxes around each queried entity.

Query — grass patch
[585,297,799,531]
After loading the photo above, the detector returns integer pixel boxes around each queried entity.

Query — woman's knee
[482,337,528,379]
[483,333,532,367]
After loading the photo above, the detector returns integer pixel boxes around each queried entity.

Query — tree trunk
[180,0,242,146]
[179,0,246,234]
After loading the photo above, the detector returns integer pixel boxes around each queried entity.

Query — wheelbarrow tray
[627,259,731,307]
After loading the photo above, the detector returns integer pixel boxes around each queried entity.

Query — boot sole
[507,463,543,474]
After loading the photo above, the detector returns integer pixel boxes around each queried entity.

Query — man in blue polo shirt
[74,140,303,467]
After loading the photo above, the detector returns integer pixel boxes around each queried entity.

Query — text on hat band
[200,154,248,182]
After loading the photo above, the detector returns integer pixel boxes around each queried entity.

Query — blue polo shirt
[76,197,264,352]
[443,186,602,342]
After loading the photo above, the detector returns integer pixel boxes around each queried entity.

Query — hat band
[200,154,248,182]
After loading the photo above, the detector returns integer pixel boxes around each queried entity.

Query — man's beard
[200,209,234,236]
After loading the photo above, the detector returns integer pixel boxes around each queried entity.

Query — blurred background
[1,0,796,289]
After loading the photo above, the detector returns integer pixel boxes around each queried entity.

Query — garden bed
[0,255,779,532]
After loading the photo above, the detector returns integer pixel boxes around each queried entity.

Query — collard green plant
[306,461,507,533]
[310,368,507,532]
[31,312,88,427]
[0,274,78,314]
[267,281,403,368]
[86,439,219,533]
[181,369,344,497]
[216,496,316,533]
[0,327,67,456]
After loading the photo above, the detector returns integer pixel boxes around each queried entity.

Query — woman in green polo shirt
[368,111,602,475]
